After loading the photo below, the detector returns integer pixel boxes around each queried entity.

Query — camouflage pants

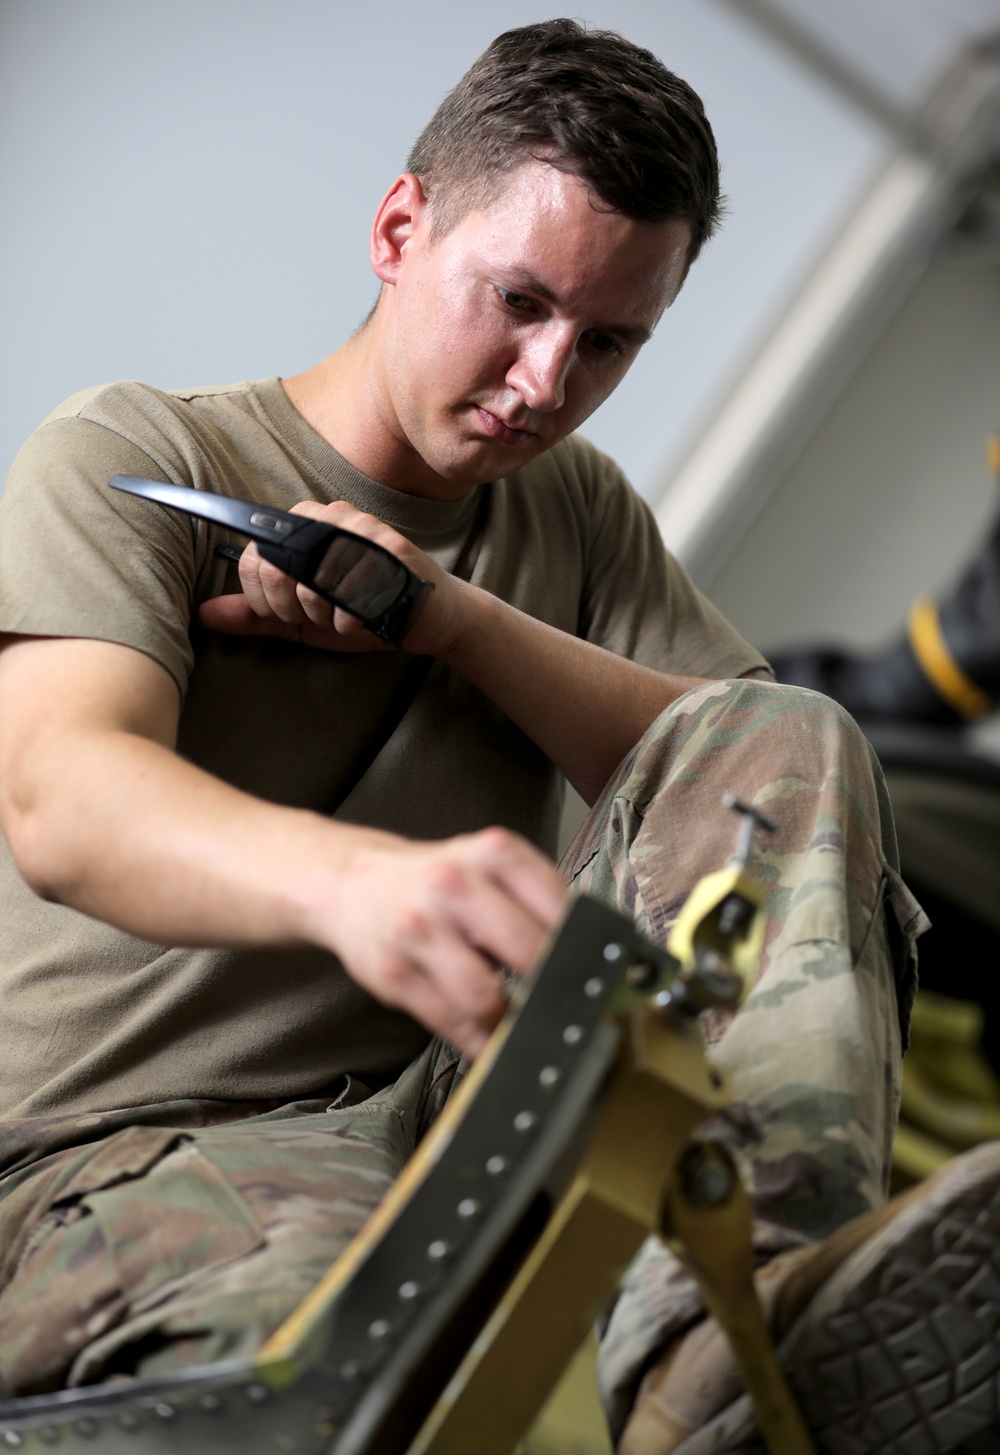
[0,680,923,1407]
[563,680,923,1437]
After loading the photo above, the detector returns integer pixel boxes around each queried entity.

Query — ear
[370,173,430,286]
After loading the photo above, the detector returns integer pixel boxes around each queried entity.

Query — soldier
[0,18,948,1451]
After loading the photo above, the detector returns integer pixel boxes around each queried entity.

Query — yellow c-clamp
[665,793,774,1010]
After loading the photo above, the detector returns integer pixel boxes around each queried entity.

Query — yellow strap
[988,434,1000,478]
[908,596,992,720]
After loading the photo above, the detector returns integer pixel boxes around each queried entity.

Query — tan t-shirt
[0,378,768,1118]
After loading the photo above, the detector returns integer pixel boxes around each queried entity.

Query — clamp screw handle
[722,793,776,868]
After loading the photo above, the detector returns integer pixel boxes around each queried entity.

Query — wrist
[432,580,496,673]
[289,816,404,951]
[406,574,478,663]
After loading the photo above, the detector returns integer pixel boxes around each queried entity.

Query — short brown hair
[407,19,724,267]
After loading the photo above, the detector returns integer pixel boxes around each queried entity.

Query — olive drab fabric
[0,680,920,1399]
[0,378,767,1120]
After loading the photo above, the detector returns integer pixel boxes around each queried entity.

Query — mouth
[473,407,537,447]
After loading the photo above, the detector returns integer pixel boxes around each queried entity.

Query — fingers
[394,828,568,979]
[198,492,400,651]
[196,589,317,641]
[225,498,437,632]
[439,860,562,984]
[203,496,458,654]
[239,544,311,624]
[197,593,391,654]
[233,550,376,636]
[324,828,570,1057]
[303,499,416,564]
[461,826,570,950]
[377,943,509,1059]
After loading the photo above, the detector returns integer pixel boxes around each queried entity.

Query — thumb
[198,594,297,638]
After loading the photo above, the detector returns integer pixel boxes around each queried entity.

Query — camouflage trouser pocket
[0,1093,428,1394]
[80,1139,265,1303]
[0,1125,263,1395]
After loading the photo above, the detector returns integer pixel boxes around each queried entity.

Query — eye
[586,331,625,358]
[497,288,536,313]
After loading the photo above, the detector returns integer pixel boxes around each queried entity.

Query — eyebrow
[500,268,653,348]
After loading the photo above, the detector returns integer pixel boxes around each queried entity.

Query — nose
[506,327,575,414]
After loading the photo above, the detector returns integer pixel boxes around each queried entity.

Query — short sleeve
[570,438,771,680]
[0,413,207,694]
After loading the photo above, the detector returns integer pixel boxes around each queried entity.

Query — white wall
[6,2,999,817]
[705,254,1000,653]
[5,1,997,652]
[0,0,885,497]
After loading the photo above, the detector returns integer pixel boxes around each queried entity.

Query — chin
[408,419,548,494]
[452,435,546,480]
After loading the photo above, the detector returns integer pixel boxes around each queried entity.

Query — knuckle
[325,501,365,530]
[238,562,262,594]
[259,563,289,592]
[395,902,433,943]
[423,860,468,901]
[473,825,521,859]
[333,608,365,635]
[298,588,331,624]
[469,975,504,1018]
[376,955,411,997]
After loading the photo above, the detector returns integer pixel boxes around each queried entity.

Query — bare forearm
[439,585,704,803]
[6,724,358,949]
[0,634,567,1056]
[198,501,707,803]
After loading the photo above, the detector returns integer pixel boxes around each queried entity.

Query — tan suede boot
[619,1141,1000,1455]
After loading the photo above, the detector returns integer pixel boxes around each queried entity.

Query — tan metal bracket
[664,1142,814,1455]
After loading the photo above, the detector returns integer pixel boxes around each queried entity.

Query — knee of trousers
[627,678,880,801]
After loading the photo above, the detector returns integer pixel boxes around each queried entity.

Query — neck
[281,329,376,470]
[282,317,462,500]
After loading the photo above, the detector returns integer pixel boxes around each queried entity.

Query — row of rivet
[1,1383,266,1445]
[0,944,628,1446]
[336,948,621,1388]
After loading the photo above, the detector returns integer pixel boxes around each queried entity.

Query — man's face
[372,161,692,499]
